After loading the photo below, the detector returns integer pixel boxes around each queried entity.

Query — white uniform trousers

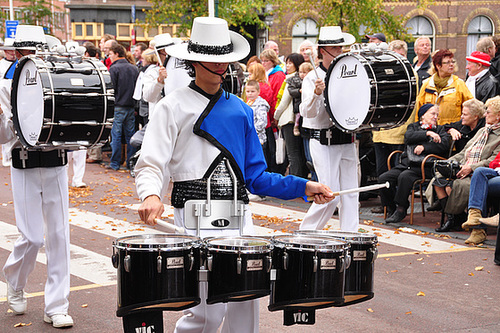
[300,140,359,231]
[3,166,71,316]
[173,205,259,333]
[68,149,87,185]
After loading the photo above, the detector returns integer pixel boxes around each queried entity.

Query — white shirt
[465,68,488,98]
[300,65,334,129]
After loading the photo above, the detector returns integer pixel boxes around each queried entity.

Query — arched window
[467,15,494,56]
[405,16,435,62]
[292,18,319,53]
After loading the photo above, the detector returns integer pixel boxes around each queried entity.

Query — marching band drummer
[298,26,360,232]
[0,26,74,328]
[135,16,334,333]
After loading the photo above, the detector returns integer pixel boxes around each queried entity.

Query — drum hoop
[272,234,348,251]
[115,234,201,251]
[205,236,272,253]
[295,230,378,244]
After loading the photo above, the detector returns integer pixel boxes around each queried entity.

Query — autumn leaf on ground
[475,266,484,271]
[417,291,425,296]
[367,308,374,312]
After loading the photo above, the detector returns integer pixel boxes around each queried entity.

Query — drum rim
[205,235,273,253]
[272,234,348,251]
[294,230,378,244]
[114,234,201,250]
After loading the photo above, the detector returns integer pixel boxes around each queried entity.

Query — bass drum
[11,55,114,149]
[325,50,416,132]
[113,234,201,317]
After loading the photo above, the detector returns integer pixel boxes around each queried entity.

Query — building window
[405,16,434,63]
[467,15,494,56]
[292,18,319,53]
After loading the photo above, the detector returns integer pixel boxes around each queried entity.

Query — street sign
[5,20,19,39]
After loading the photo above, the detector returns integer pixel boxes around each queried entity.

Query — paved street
[0,160,499,332]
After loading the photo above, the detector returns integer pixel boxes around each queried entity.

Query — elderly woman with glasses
[415,49,473,125]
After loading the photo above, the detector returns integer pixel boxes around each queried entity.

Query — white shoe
[7,283,27,315]
[71,181,87,188]
[44,313,74,328]
[248,193,265,202]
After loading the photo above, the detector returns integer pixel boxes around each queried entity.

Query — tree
[143,0,274,37]
[15,0,64,35]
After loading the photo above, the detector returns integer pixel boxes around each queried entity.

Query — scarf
[420,122,436,130]
[464,123,500,166]
[433,74,450,94]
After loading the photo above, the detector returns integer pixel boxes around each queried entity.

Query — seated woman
[380,104,451,223]
[427,98,486,212]
[432,96,500,232]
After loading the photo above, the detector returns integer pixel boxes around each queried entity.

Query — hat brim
[0,45,15,50]
[466,56,491,67]
[165,31,250,63]
[317,32,356,47]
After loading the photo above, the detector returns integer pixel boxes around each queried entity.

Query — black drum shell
[206,250,271,304]
[268,246,345,311]
[115,246,200,316]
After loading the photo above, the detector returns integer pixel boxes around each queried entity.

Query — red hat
[466,51,491,67]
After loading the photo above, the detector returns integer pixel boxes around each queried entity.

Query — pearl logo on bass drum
[338,63,358,79]
[24,69,37,86]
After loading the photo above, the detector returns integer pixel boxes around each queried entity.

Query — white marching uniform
[0,65,71,317]
[136,84,308,333]
[68,149,87,186]
[299,66,359,231]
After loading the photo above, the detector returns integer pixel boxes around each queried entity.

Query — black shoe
[385,208,406,223]
[435,214,455,232]
[371,206,385,214]
[427,197,447,212]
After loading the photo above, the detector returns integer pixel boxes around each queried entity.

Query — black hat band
[13,41,46,48]
[318,38,345,45]
[187,40,233,55]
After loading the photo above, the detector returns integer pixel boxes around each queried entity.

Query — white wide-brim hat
[12,25,47,50]
[317,26,356,47]
[152,33,176,51]
[0,37,15,50]
[166,17,250,63]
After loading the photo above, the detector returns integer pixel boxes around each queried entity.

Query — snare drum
[296,230,378,306]
[204,236,272,304]
[325,50,416,132]
[11,55,114,149]
[268,235,348,311]
[113,234,201,317]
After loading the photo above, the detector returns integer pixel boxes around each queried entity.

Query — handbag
[406,145,425,164]
[276,129,286,165]
[433,160,461,179]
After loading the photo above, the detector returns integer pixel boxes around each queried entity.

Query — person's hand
[414,145,424,155]
[0,105,3,115]
[427,131,441,143]
[157,66,167,84]
[138,195,164,225]
[448,128,462,141]
[305,181,335,204]
[457,165,472,179]
[313,78,325,96]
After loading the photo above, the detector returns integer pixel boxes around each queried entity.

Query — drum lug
[370,247,378,263]
[339,256,345,273]
[157,255,162,273]
[188,253,194,271]
[124,254,131,273]
[313,255,318,273]
[207,254,213,271]
[283,252,289,270]
[345,252,352,270]
[266,255,272,273]
[111,245,118,269]
[237,257,242,275]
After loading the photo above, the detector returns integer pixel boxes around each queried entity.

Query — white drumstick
[331,182,390,197]
[155,218,187,234]
[305,49,319,79]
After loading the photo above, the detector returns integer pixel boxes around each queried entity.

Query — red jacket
[489,151,500,169]
[259,82,275,128]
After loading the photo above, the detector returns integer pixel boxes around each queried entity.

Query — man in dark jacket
[108,43,139,170]
[489,36,500,84]
[413,37,432,88]
[465,51,498,103]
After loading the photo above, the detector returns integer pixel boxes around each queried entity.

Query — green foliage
[15,0,63,34]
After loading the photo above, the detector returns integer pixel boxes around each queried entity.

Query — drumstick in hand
[305,49,319,79]
[307,182,390,201]
[155,218,187,234]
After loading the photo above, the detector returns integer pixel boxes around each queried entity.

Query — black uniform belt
[303,127,354,145]
[11,148,67,169]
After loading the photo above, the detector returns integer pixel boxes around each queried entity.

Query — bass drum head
[325,54,371,131]
[12,57,44,147]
